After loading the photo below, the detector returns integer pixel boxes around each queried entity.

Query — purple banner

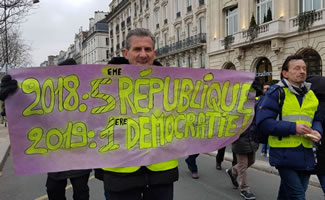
[6,64,255,175]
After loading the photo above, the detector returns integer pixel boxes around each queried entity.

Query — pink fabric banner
[6,64,255,175]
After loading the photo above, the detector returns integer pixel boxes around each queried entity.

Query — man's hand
[305,130,322,142]
[296,123,312,135]
[0,75,18,101]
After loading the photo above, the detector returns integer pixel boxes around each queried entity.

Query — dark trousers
[216,147,226,164]
[185,154,200,173]
[186,149,238,173]
[217,147,237,166]
[108,183,173,200]
[46,173,90,200]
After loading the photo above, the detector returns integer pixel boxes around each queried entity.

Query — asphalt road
[0,153,323,200]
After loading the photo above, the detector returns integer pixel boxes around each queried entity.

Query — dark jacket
[102,57,179,192]
[48,169,91,180]
[307,76,325,175]
[232,126,259,154]
[256,79,323,171]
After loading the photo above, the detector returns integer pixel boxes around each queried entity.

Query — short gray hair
[125,28,156,50]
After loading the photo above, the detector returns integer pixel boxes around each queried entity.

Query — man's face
[282,59,307,85]
[123,36,156,66]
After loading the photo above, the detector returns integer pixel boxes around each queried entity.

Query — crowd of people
[0,28,324,200]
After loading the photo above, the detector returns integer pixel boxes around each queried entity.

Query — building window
[140,0,143,13]
[257,0,273,24]
[187,55,192,68]
[146,16,149,28]
[106,38,109,46]
[199,17,206,34]
[176,0,180,12]
[187,23,192,37]
[200,53,205,69]
[225,62,236,70]
[154,10,159,27]
[300,49,322,76]
[163,5,167,20]
[176,27,181,42]
[299,0,322,12]
[106,50,110,59]
[156,36,160,49]
[177,57,181,67]
[256,57,272,86]
[225,7,238,36]
[164,32,168,46]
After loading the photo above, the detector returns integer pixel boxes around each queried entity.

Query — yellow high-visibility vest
[103,159,178,173]
[268,88,319,148]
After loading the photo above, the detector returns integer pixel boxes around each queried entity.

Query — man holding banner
[0,26,257,200]
[101,28,178,200]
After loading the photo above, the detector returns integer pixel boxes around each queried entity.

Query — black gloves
[0,75,18,101]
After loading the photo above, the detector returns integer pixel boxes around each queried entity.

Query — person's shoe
[226,168,239,188]
[191,172,199,179]
[216,163,222,170]
[240,191,256,200]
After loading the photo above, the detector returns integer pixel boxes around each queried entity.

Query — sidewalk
[0,123,10,173]
[207,151,320,188]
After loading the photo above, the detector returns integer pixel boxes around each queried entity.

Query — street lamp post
[4,0,9,73]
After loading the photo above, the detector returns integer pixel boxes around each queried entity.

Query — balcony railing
[199,0,205,6]
[156,33,206,57]
[290,9,324,32]
[187,5,192,13]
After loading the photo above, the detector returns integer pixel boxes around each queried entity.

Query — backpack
[252,87,285,144]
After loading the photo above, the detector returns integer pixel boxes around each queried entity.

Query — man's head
[123,28,156,66]
[281,55,307,86]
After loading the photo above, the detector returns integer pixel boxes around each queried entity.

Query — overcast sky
[21,0,111,66]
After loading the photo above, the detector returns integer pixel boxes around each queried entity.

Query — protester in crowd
[101,28,178,200]
[225,79,263,200]
[260,80,279,157]
[0,58,92,200]
[306,75,325,196]
[216,147,237,170]
[45,58,92,200]
[256,55,322,199]
[185,148,237,179]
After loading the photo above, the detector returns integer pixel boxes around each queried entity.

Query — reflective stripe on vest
[103,159,178,173]
[268,88,318,148]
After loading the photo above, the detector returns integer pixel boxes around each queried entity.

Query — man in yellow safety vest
[102,28,178,200]
[256,54,323,200]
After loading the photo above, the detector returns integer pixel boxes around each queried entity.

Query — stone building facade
[208,0,325,85]
[106,0,208,68]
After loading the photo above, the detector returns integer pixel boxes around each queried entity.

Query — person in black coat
[225,79,262,200]
[45,58,92,200]
[306,75,325,195]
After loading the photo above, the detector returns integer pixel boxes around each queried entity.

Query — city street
[0,153,323,200]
